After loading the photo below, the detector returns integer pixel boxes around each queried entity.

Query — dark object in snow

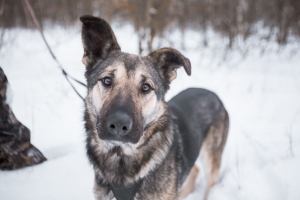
[0,67,46,170]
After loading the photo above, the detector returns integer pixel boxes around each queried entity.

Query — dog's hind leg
[200,108,229,200]
[179,165,199,200]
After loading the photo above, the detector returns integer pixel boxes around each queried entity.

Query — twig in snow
[285,126,295,158]
[31,105,35,142]
[242,131,282,159]
[235,144,241,190]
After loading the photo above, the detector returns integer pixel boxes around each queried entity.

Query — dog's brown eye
[101,77,112,87]
[141,84,151,93]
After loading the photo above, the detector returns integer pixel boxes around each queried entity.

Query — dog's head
[80,16,191,146]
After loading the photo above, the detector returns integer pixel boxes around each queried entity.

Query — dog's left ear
[80,15,121,70]
[147,48,191,84]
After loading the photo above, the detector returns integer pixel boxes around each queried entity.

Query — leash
[23,0,86,101]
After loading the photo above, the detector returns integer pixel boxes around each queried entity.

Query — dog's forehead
[115,53,156,76]
[86,52,161,87]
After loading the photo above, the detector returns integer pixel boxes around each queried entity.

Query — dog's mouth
[96,125,142,144]
[97,132,141,144]
[108,140,125,146]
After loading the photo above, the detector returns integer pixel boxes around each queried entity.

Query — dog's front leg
[93,180,114,200]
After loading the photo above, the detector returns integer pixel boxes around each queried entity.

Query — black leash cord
[23,0,86,101]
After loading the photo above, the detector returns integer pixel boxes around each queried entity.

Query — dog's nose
[107,112,133,136]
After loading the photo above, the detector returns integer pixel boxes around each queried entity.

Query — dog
[80,16,229,200]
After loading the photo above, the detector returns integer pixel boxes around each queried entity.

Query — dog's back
[169,88,229,199]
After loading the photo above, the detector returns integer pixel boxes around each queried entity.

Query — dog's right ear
[80,15,121,69]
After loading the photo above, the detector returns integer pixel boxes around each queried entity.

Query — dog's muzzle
[96,104,143,144]
[106,111,133,136]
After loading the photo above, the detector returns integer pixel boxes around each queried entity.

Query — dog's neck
[87,113,174,185]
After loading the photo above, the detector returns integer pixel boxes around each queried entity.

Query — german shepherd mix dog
[80,16,229,200]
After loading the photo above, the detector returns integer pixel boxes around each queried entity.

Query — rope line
[23,0,86,101]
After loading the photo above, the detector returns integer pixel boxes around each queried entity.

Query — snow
[0,24,300,200]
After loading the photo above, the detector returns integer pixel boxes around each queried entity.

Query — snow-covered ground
[0,24,300,200]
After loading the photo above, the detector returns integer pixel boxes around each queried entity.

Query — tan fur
[81,16,230,200]
[86,62,162,124]
[133,67,165,127]
[166,68,177,83]
[86,62,174,187]
[86,62,166,157]
[85,59,229,199]
[177,108,229,200]
[142,180,177,200]
[86,62,127,116]
[93,180,114,200]
[138,158,178,200]
[200,108,229,200]
[82,51,90,66]
[179,165,199,200]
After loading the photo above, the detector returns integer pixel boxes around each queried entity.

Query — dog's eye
[141,83,151,93]
[100,77,112,87]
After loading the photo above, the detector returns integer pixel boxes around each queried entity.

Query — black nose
[107,111,133,136]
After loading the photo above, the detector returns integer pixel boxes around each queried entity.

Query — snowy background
[0,23,300,200]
